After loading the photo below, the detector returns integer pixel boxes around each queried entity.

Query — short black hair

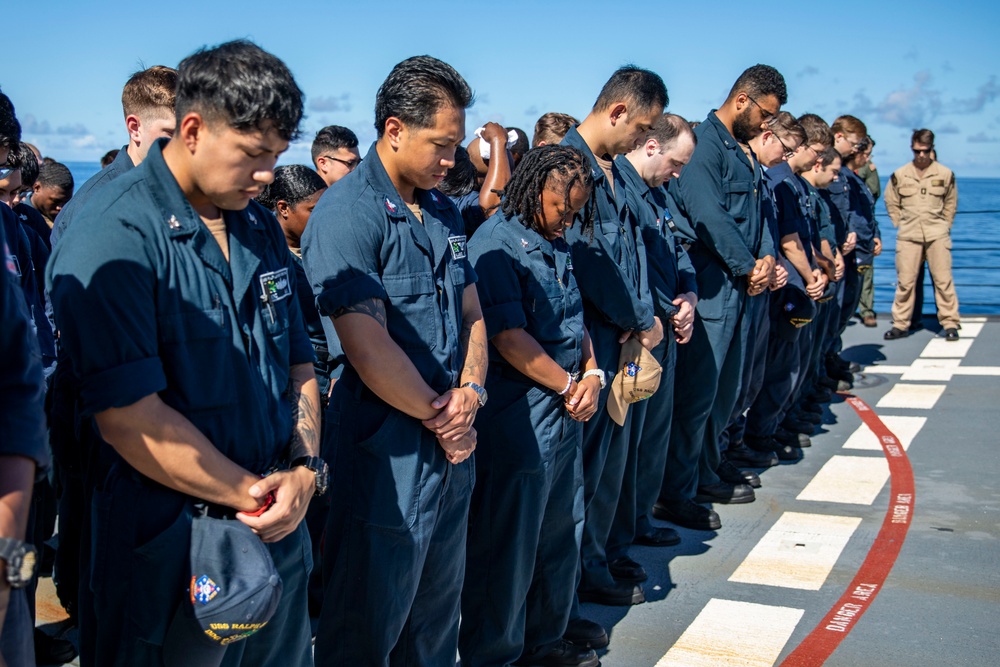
[14,143,39,187]
[727,64,787,105]
[593,66,668,115]
[500,145,595,238]
[311,125,359,164]
[0,90,21,151]
[438,145,476,198]
[509,127,529,158]
[100,149,120,168]
[374,56,473,138]
[256,164,327,210]
[37,161,74,192]
[175,40,304,142]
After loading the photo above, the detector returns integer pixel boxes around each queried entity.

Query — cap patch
[191,575,221,605]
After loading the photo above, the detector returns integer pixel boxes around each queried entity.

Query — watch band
[461,381,488,407]
[0,536,37,589]
[290,456,329,497]
[582,369,607,389]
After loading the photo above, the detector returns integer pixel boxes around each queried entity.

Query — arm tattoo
[333,297,387,328]
[459,317,488,385]
[288,380,320,460]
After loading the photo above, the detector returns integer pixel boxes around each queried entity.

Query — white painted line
[862,365,911,375]
[655,599,804,667]
[729,512,862,591]
[952,366,1000,376]
[961,316,988,323]
[843,415,926,452]
[920,338,972,358]
[901,359,960,382]
[876,383,946,410]
[797,455,890,505]
[865,364,1000,377]
[959,322,984,338]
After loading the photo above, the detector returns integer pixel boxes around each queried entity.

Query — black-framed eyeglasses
[773,134,796,160]
[746,94,777,121]
[320,154,362,170]
[911,147,933,156]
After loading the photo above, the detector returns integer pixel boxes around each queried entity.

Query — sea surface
[63,162,1000,315]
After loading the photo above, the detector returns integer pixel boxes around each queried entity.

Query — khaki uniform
[884,160,959,330]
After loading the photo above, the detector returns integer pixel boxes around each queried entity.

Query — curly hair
[500,145,595,238]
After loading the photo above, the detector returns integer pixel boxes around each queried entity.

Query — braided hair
[257,164,327,211]
[499,145,595,237]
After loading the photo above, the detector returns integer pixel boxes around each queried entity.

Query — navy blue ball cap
[163,515,282,665]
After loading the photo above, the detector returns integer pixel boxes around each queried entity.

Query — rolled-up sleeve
[303,196,388,317]
[468,235,527,338]
[48,214,167,416]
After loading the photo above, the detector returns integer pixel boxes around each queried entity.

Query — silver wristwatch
[461,382,488,407]
[581,369,606,389]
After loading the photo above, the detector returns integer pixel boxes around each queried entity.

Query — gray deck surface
[35,316,1000,666]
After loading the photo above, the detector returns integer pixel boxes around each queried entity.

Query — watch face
[19,548,36,582]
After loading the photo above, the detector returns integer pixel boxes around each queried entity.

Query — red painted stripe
[780,394,915,667]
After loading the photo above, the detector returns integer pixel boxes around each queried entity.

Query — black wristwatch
[461,381,488,407]
[0,537,37,589]
[291,456,329,497]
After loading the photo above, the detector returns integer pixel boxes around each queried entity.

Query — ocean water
[63,163,1000,314]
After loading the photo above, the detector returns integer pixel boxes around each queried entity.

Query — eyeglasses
[773,134,796,160]
[320,154,362,170]
[746,94,777,121]
[911,147,933,156]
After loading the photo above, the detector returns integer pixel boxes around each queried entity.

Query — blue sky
[4,0,999,176]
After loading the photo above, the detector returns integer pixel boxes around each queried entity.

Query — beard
[732,106,759,144]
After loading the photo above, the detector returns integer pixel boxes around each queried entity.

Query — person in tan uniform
[883,128,959,340]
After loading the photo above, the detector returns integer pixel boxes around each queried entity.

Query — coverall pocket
[159,308,238,412]
[89,488,114,596]
[723,180,753,225]
[353,411,425,533]
[383,273,439,351]
[129,506,192,646]
[526,279,566,323]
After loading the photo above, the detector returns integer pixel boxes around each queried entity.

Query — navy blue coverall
[661,112,768,502]
[560,127,656,596]
[303,145,477,667]
[48,140,315,667]
[608,157,695,558]
[459,210,586,666]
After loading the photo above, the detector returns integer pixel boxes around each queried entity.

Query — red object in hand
[243,491,275,517]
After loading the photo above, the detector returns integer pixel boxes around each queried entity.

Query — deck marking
[961,316,987,323]
[843,415,926,451]
[656,599,803,667]
[864,363,1000,378]
[875,383,945,409]
[729,512,862,590]
[920,338,972,358]
[958,322,984,338]
[901,359,960,381]
[779,395,914,667]
[796,456,890,506]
